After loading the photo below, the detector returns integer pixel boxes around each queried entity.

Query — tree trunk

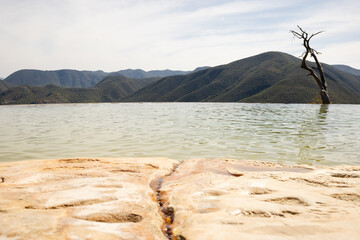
[290,26,331,104]
[320,90,331,104]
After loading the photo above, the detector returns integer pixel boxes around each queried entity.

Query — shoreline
[1,157,360,239]
[2,156,358,168]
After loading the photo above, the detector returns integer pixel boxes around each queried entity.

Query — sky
[0,0,359,78]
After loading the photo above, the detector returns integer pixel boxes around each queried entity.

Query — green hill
[2,52,360,105]
[110,69,190,79]
[0,85,100,104]
[332,65,360,76]
[4,69,108,88]
[0,76,158,105]
[124,52,360,104]
[95,75,160,102]
[0,80,14,94]
[3,68,194,89]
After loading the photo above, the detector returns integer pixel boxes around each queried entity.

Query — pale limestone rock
[1,158,360,240]
[0,158,177,240]
[160,158,360,240]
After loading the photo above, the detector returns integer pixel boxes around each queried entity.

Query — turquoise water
[0,103,359,165]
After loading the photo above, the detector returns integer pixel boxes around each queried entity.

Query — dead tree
[290,26,331,104]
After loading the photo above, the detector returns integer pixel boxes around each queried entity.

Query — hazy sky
[1,0,359,77]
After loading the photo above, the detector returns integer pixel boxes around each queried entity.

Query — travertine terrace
[1,158,360,239]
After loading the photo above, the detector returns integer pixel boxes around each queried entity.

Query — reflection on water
[0,103,359,165]
[298,105,329,164]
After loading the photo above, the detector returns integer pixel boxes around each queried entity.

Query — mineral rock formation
[162,158,360,240]
[0,158,177,240]
[1,158,360,239]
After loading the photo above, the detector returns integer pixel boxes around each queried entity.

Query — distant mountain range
[0,76,158,104]
[125,52,360,104]
[1,52,359,104]
[0,80,14,94]
[109,67,208,79]
[3,69,108,88]
[332,65,360,76]
[2,68,206,89]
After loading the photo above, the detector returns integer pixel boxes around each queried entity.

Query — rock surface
[0,158,177,240]
[162,158,360,240]
[1,158,360,240]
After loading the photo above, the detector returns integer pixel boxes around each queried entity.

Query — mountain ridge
[1,52,360,104]
[0,80,14,94]
[0,75,158,104]
[332,65,360,76]
[124,51,360,104]
[4,69,108,88]
[3,68,205,89]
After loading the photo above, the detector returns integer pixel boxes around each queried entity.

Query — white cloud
[0,0,359,77]
[322,41,360,67]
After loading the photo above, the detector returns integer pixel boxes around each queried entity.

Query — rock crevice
[151,161,184,240]
[1,158,360,239]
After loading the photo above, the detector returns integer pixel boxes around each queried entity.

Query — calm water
[0,103,359,165]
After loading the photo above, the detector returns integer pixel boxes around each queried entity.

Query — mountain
[0,80,14,94]
[110,69,190,79]
[2,52,360,105]
[193,66,210,72]
[0,76,158,105]
[3,68,198,89]
[4,69,108,88]
[94,75,160,102]
[242,61,360,104]
[0,85,101,104]
[124,52,360,104]
[332,65,360,76]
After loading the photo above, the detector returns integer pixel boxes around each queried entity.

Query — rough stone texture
[0,158,177,240]
[161,158,360,240]
[1,158,360,240]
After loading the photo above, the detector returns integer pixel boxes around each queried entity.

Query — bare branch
[297,25,305,33]
[309,31,324,40]
[290,26,330,104]
[290,30,303,39]
[312,49,322,55]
